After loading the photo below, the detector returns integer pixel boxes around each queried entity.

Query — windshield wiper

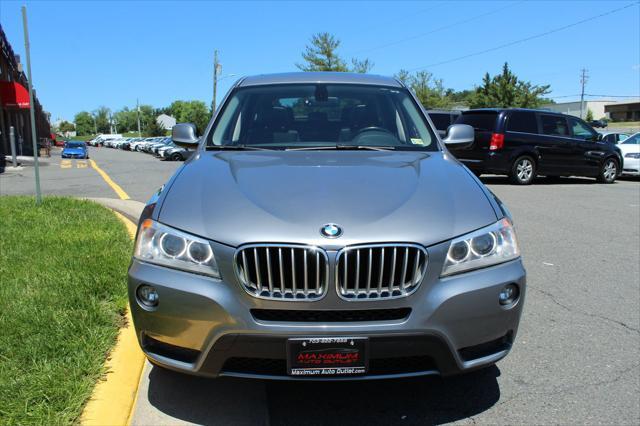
[205,145,276,151]
[286,145,396,151]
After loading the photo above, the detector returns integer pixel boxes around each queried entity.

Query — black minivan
[448,109,623,184]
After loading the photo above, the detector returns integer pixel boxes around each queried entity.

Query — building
[605,101,640,122]
[156,114,176,130]
[541,100,616,120]
[542,99,640,121]
[0,24,50,161]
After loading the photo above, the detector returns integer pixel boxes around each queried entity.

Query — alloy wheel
[516,159,533,182]
[603,160,617,182]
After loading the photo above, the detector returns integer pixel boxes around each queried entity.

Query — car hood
[159,151,498,247]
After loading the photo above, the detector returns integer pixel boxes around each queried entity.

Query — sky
[0,0,638,122]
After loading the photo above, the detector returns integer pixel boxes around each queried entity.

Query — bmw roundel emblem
[320,223,343,238]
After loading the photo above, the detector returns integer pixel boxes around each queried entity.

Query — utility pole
[136,99,142,137]
[22,6,41,204]
[579,68,588,119]
[212,50,221,113]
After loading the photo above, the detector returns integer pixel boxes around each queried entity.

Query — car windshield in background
[621,134,639,144]
[65,142,85,148]
[208,84,437,150]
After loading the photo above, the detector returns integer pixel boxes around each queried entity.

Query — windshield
[621,133,640,145]
[65,142,85,149]
[208,84,437,150]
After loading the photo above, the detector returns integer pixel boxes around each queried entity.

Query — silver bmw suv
[129,72,525,380]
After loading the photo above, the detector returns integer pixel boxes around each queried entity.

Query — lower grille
[458,333,513,362]
[221,356,436,376]
[142,334,200,363]
[235,244,329,300]
[251,308,411,322]
[336,244,428,300]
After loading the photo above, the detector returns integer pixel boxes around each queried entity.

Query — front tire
[170,153,183,161]
[597,158,618,183]
[509,156,536,185]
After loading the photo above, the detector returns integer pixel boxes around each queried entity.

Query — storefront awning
[0,81,30,108]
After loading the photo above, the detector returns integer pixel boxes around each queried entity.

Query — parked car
[589,119,608,128]
[129,72,526,380]
[54,138,65,147]
[427,110,461,138]
[93,134,122,147]
[156,142,176,157]
[618,132,640,176]
[61,141,88,159]
[162,145,189,161]
[599,132,629,144]
[449,109,623,184]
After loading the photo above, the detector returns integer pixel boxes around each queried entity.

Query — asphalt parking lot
[1,146,639,425]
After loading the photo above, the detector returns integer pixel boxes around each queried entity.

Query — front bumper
[128,240,526,380]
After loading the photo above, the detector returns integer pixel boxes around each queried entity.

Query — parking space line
[60,159,72,169]
[89,159,130,200]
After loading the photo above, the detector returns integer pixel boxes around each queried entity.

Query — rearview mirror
[443,124,474,148]
[172,123,199,147]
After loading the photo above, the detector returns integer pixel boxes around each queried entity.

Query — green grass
[609,121,640,129]
[0,197,132,425]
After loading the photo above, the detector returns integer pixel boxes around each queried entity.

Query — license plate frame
[287,336,369,377]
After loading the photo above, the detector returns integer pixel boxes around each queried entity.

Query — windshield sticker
[411,138,424,145]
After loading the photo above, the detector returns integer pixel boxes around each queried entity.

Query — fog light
[137,284,159,308]
[499,284,519,306]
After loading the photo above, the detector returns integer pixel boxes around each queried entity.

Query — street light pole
[579,68,588,119]
[21,5,41,204]
[136,98,142,137]
[212,50,220,113]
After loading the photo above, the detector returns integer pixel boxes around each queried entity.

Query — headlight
[134,219,220,278]
[442,218,520,276]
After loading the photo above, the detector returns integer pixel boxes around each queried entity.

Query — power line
[352,1,523,56]
[407,1,639,71]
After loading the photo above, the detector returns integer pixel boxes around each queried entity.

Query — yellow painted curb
[90,159,131,200]
[80,210,144,426]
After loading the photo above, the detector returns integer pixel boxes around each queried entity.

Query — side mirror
[443,124,474,148]
[595,133,603,142]
[172,123,199,147]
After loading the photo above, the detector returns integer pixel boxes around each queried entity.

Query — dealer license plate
[287,337,368,377]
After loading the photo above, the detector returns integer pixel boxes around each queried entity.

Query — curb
[80,210,145,426]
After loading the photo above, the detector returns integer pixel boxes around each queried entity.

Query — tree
[395,69,452,109]
[113,107,137,133]
[93,106,111,134]
[74,111,94,135]
[351,58,374,74]
[169,100,211,134]
[297,32,373,73]
[469,63,551,108]
[138,105,156,131]
[145,117,166,137]
[58,121,75,133]
[585,108,594,121]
